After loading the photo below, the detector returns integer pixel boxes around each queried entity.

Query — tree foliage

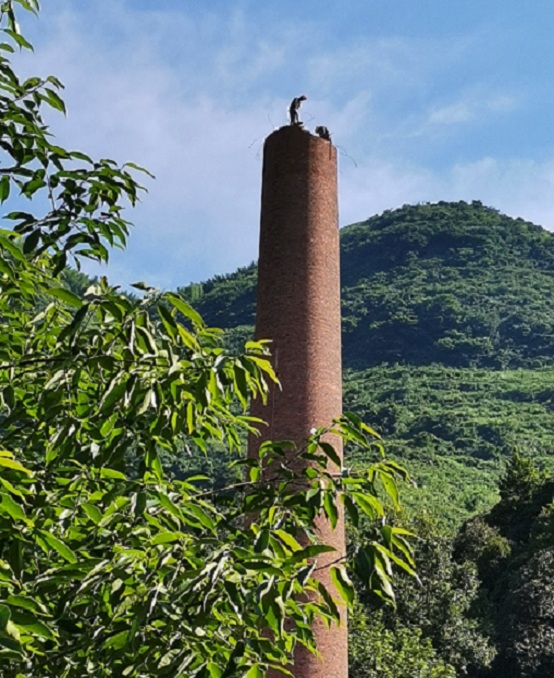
[454,455,554,677]
[350,457,554,678]
[349,516,495,677]
[0,3,415,676]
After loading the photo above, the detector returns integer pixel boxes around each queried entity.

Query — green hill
[181,200,554,370]
[179,201,554,527]
[341,201,554,370]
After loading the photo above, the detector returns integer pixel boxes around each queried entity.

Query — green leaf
[319,441,342,468]
[167,293,204,327]
[351,492,384,519]
[0,636,24,655]
[158,303,177,339]
[0,604,11,632]
[145,448,163,480]
[379,472,399,510]
[316,580,339,620]
[0,456,33,475]
[0,234,24,262]
[69,150,92,163]
[6,595,47,616]
[4,29,33,51]
[384,547,417,578]
[124,162,155,179]
[100,379,128,413]
[22,229,40,255]
[242,561,282,575]
[182,503,216,532]
[342,494,359,528]
[323,491,338,529]
[274,530,302,552]
[38,530,77,564]
[0,477,26,499]
[360,420,382,439]
[48,287,83,308]
[152,531,183,545]
[81,503,103,525]
[100,468,127,481]
[373,560,395,604]
[104,629,128,650]
[381,524,393,548]
[11,613,56,640]
[0,493,29,523]
[289,544,336,563]
[43,87,66,113]
[0,177,10,203]
[206,663,223,678]
[330,565,355,605]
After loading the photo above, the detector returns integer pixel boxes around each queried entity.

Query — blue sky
[13,1,554,289]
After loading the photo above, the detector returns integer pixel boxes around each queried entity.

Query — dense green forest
[180,200,554,524]
[181,200,554,371]
[180,201,554,675]
[349,454,554,676]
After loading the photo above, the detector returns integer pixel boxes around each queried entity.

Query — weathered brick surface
[249,125,347,678]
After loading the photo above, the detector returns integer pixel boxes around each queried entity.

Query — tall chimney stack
[249,124,347,678]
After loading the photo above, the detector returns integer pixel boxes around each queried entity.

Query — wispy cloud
[428,90,519,127]
[429,102,474,125]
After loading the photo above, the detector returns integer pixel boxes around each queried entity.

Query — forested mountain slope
[180,201,554,526]
[181,200,554,370]
[341,201,554,369]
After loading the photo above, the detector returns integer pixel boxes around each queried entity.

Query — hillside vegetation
[180,201,554,526]
[181,200,554,370]
[340,201,554,370]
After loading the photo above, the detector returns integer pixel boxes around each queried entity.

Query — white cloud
[19,2,396,288]
[486,94,518,114]
[426,89,519,130]
[338,159,435,226]
[429,102,474,125]
[17,3,286,287]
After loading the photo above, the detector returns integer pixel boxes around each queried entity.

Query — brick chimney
[249,124,347,678]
